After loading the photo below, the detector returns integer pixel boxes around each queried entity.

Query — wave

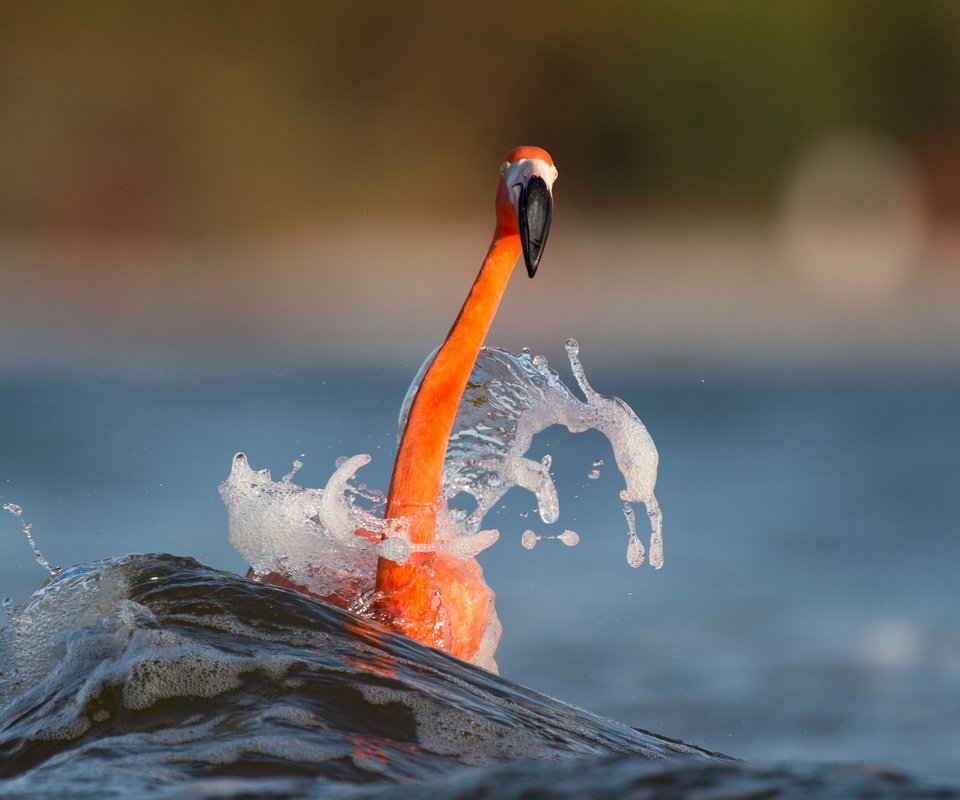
[1,554,955,798]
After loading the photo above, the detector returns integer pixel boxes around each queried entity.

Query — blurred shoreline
[2,217,959,377]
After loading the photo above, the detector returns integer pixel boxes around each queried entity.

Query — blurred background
[1,0,959,783]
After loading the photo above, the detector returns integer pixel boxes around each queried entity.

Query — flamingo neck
[385,230,522,544]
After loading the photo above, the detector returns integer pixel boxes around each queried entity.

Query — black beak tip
[518,175,552,280]
[525,254,539,279]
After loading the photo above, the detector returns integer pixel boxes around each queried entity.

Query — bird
[248,147,557,667]
[370,146,557,664]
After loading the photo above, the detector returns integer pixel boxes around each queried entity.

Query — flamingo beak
[518,175,552,278]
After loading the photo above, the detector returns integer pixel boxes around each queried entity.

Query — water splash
[623,502,646,568]
[281,455,305,483]
[521,529,581,551]
[401,338,663,567]
[3,502,56,576]
[222,339,663,665]
[221,455,499,608]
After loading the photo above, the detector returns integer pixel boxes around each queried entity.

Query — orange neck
[384,230,522,544]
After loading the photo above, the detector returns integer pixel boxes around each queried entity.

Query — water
[0,554,953,799]
[1,359,960,793]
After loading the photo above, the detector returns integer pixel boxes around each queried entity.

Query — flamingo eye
[499,161,510,178]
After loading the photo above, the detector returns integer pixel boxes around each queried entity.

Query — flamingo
[370,146,556,663]
[251,146,557,666]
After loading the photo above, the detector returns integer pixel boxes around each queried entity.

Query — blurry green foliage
[0,0,957,232]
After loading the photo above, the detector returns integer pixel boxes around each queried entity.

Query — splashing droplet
[623,502,646,568]
[626,537,646,568]
[558,530,580,547]
[282,455,305,483]
[647,500,664,569]
[4,502,55,575]
[592,459,604,467]
[587,469,600,480]
[521,530,539,550]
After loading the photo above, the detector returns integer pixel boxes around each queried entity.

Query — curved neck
[385,230,521,543]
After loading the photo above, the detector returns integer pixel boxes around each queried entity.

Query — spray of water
[3,503,56,576]
[221,340,663,665]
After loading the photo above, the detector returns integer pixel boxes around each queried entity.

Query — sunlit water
[1,352,959,795]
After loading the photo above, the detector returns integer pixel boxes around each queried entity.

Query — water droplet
[282,455,305,483]
[521,530,539,550]
[558,530,580,547]
[588,469,600,480]
[4,502,54,574]
[626,535,646,568]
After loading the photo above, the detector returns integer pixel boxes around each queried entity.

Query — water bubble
[531,354,549,374]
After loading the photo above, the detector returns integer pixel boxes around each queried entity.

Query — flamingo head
[496,146,557,277]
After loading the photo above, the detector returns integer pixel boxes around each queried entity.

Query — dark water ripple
[0,554,956,798]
